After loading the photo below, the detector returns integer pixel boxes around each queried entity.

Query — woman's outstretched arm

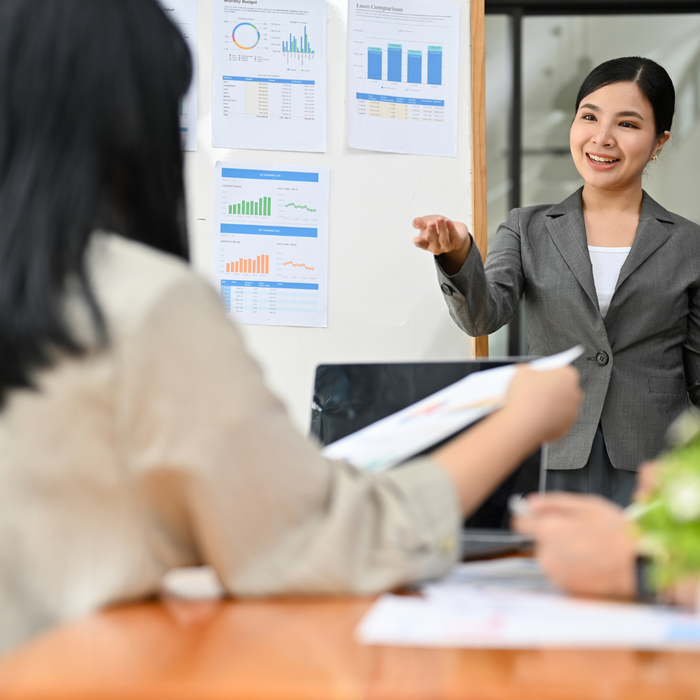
[434,366,581,514]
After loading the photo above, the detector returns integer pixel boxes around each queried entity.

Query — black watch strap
[636,556,657,604]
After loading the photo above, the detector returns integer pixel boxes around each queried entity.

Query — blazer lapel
[614,192,673,292]
[544,189,599,310]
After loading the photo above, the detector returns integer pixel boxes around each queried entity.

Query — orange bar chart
[226,255,270,275]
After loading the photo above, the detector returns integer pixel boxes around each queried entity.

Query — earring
[651,153,658,163]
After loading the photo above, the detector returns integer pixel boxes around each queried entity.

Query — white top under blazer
[588,245,632,318]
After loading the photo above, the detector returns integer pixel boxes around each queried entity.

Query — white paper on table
[212,0,326,152]
[159,0,199,151]
[322,346,583,472]
[347,0,460,157]
[356,559,700,650]
[213,161,329,328]
[429,558,560,594]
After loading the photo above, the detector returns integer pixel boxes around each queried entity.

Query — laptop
[310,360,538,559]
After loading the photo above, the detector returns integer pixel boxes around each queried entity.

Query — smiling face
[569,81,670,195]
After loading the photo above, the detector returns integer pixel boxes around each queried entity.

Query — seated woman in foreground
[0,0,581,653]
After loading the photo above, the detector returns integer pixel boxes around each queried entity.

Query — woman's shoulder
[86,232,216,329]
[641,192,700,243]
[503,189,584,230]
[644,194,700,228]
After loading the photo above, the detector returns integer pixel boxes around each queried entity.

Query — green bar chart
[229,197,272,217]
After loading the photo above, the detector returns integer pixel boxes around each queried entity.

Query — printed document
[213,161,329,328]
[159,0,199,151]
[322,347,583,472]
[213,0,326,152]
[348,0,460,156]
[357,559,700,649]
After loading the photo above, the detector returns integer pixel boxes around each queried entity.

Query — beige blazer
[437,189,700,472]
[0,234,460,653]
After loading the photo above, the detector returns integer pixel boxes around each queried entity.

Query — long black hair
[0,0,192,403]
[575,56,675,135]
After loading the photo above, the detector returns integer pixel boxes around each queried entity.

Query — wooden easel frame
[470,0,489,357]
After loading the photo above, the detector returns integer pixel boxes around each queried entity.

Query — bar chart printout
[283,26,314,54]
[348,0,460,157]
[212,0,327,152]
[213,162,329,328]
[229,197,272,216]
[366,45,442,84]
[157,0,198,151]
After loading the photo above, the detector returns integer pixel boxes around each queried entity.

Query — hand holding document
[322,347,583,472]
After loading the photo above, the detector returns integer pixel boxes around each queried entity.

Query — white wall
[183,0,474,431]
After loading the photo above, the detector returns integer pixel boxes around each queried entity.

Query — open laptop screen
[310,361,541,531]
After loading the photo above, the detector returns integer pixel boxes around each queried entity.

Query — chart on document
[214,162,329,328]
[348,0,460,157]
[158,0,198,151]
[212,0,326,152]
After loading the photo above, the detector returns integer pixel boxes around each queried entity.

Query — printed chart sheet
[159,0,199,151]
[213,0,326,152]
[357,559,700,650]
[348,0,460,157]
[213,162,329,328]
[323,347,582,472]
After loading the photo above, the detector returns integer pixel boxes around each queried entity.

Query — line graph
[285,202,316,213]
[283,260,315,271]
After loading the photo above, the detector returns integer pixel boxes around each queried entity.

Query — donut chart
[232,22,260,50]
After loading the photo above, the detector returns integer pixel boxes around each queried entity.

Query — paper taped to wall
[348,0,460,157]
[213,161,329,328]
[212,0,326,152]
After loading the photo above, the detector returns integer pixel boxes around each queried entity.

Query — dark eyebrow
[616,110,645,120]
[578,103,645,120]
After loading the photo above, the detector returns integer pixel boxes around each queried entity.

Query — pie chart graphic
[232,22,260,50]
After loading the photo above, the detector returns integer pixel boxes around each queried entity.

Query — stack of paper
[356,559,700,649]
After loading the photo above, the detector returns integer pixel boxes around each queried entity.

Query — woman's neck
[582,184,643,247]
[581,183,644,215]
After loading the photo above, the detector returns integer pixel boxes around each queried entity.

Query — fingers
[634,461,659,501]
[411,215,470,257]
[512,512,538,536]
[513,492,611,536]
[412,216,448,254]
[525,492,608,515]
[412,216,428,230]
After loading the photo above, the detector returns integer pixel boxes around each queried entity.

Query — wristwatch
[635,555,657,604]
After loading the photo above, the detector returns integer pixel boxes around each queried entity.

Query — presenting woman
[0,0,581,653]
[414,57,700,506]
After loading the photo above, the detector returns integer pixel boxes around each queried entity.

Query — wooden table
[1,595,700,700]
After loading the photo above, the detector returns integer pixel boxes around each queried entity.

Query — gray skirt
[545,425,637,507]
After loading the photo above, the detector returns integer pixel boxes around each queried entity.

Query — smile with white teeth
[587,153,620,164]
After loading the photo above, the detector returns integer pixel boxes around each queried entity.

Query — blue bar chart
[427,46,442,85]
[387,44,402,82]
[368,47,382,80]
[282,25,314,54]
[365,43,443,85]
[407,51,422,84]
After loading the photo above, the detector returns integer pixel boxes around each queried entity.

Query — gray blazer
[436,189,700,472]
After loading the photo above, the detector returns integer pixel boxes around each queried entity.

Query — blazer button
[595,351,609,367]
[440,283,454,297]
